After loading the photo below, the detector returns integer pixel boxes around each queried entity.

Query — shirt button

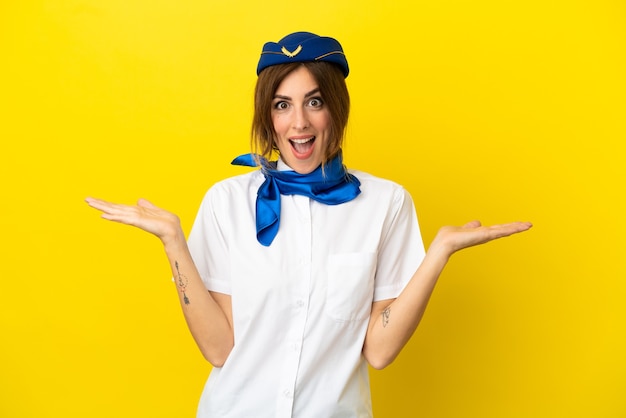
[283,390,292,398]
[296,299,305,308]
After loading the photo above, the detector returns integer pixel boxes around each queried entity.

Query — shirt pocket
[326,252,377,321]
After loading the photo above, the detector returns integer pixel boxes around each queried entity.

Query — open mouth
[289,136,316,158]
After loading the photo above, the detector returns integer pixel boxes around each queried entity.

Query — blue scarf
[231,153,361,246]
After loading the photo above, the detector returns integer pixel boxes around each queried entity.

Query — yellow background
[1,1,625,417]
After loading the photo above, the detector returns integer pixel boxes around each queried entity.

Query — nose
[292,106,310,130]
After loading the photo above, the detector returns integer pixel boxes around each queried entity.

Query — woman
[86,31,531,417]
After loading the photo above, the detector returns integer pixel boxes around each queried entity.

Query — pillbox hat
[256,31,349,77]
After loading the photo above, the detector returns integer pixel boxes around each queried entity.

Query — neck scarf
[231,152,361,246]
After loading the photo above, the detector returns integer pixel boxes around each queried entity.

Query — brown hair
[251,61,350,165]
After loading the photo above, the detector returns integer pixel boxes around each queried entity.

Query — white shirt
[188,160,425,417]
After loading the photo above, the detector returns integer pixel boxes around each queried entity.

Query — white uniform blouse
[187,160,425,418]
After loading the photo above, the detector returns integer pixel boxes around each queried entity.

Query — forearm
[163,233,234,367]
[363,220,532,369]
[85,196,234,365]
[363,245,450,369]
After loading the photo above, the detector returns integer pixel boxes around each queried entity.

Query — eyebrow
[273,87,321,101]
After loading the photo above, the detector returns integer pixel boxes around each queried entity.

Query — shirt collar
[276,158,292,171]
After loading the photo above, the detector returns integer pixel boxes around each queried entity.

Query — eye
[308,97,323,108]
[274,101,289,110]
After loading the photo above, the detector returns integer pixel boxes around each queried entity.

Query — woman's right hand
[85,197,183,245]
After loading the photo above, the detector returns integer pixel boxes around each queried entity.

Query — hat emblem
[281,45,302,58]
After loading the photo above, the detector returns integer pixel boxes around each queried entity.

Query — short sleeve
[187,187,232,295]
[373,187,425,301]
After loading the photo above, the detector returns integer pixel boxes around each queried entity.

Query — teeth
[290,137,314,144]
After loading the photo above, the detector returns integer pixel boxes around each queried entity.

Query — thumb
[137,198,155,209]
[462,220,482,229]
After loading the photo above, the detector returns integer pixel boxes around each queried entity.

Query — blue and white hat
[256,31,349,78]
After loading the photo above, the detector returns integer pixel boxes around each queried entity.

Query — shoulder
[199,170,264,210]
[349,169,401,187]
[349,169,412,203]
[208,170,263,194]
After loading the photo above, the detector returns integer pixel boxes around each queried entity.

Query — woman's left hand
[431,220,533,257]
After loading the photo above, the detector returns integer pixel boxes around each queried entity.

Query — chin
[292,163,319,174]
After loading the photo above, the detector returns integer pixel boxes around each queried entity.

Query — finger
[488,221,533,239]
[100,206,146,225]
[85,197,117,212]
[85,196,106,206]
[86,197,143,225]
[493,221,533,231]
[462,220,482,229]
[86,197,129,215]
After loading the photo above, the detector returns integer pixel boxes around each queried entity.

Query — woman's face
[271,66,330,174]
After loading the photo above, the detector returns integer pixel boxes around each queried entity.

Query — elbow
[204,353,227,368]
[207,358,227,368]
[199,341,234,368]
[363,348,398,370]
[366,355,395,370]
